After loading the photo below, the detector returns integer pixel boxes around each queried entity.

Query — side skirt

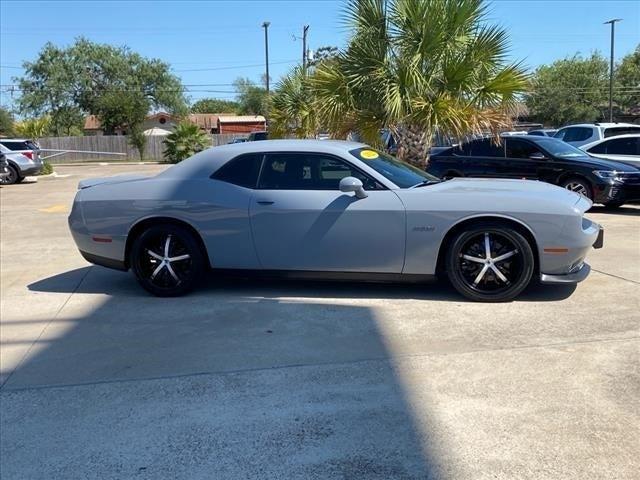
[210,268,436,284]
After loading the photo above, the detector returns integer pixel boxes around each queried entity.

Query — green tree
[525,53,609,126]
[128,126,146,161]
[615,45,640,113]
[16,38,187,136]
[0,107,14,136]
[234,78,268,115]
[307,46,339,67]
[14,116,52,139]
[163,122,209,164]
[191,98,239,114]
[312,0,528,166]
[270,66,318,139]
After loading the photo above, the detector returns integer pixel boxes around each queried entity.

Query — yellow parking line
[38,204,69,213]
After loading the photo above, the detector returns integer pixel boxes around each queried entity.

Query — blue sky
[1,0,638,109]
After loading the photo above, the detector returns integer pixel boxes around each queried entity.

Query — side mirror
[339,176,368,199]
[529,152,547,161]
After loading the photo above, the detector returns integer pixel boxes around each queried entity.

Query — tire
[561,177,593,201]
[603,201,624,209]
[130,224,205,297]
[0,165,19,185]
[446,223,535,302]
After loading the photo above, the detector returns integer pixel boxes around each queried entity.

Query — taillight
[23,151,33,160]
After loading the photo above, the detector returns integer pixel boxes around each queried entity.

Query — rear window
[1,141,33,151]
[603,126,640,138]
[211,153,262,188]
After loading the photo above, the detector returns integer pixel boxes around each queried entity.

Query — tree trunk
[391,124,432,168]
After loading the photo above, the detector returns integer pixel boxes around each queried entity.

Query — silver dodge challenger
[68,140,604,302]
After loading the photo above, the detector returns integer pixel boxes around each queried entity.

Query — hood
[415,177,590,212]
[561,154,640,171]
[78,174,149,189]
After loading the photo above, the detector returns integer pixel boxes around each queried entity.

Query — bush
[39,161,54,175]
[162,122,209,164]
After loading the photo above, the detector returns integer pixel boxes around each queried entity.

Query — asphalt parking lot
[1,164,639,479]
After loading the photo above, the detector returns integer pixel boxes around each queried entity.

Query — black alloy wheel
[131,224,205,296]
[446,224,534,302]
[0,165,20,185]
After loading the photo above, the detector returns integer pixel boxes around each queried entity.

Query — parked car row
[426,134,640,208]
[0,138,44,185]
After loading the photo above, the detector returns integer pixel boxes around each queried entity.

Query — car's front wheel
[446,223,534,302]
[130,224,205,296]
[561,177,593,201]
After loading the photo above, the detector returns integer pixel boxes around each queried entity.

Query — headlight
[593,170,623,181]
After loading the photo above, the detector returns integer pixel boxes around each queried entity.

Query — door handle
[257,200,274,205]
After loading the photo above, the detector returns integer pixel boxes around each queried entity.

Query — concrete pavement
[1,164,638,479]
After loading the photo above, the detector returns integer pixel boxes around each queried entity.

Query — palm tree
[269,66,319,139]
[163,122,209,164]
[313,0,528,166]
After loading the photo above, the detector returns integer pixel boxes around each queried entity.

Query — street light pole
[262,21,270,95]
[302,25,309,73]
[604,18,622,122]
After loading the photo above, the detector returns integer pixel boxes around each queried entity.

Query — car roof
[558,123,639,129]
[158,139,371,180]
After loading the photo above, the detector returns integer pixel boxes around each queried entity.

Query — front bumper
[540,262,591,284]
[595,179,640,204]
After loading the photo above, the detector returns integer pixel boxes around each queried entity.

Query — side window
[258,153,382,190]
[563,127,592,142]
[211,153,262,188]
[588,141,608,154]
[506,139,541,158]
[604,137,639,155]
[470,139,504,157]
[554,129,566,140]
[604,127,640,138]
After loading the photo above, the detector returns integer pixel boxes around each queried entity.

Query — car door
[466,138,506,177]
[249,152,406,272]
[503,138,544,179]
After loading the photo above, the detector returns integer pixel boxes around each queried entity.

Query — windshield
[534,138,587,158]
[349,147,439,188]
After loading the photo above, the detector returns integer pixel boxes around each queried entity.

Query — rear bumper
[79,250,127,271]
[19,165,43,176]
[540,262,591,284]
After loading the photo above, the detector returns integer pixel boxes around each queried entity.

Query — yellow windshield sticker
[360,149,379,160]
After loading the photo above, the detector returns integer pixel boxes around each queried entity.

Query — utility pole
[604,18,622,122]
[262,21,271,95]
[302,25,310,73]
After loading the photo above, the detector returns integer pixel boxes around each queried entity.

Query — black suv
[427,135,640,208]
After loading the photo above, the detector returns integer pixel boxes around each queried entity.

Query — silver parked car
[68,140,603,302]
[580,134,639,166]
[553,123,640,147]
[0,138,44,184]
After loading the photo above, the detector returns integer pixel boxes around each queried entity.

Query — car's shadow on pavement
[28,265,577,302]
[589,205,640,216]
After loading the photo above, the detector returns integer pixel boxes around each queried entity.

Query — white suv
[553,123,640,147]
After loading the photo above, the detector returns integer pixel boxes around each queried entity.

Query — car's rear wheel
[130,224,205,296]
[561,177,593,200]
[446,223,534,302]
[0,165,19,185]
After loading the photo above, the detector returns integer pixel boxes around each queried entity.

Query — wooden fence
[38,134,245,163]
